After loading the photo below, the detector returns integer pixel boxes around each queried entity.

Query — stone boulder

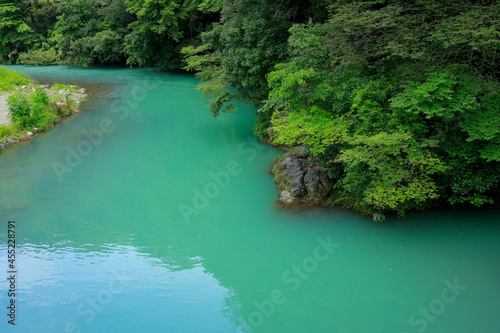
[279,190,299,204]
[272,146,331,205]
[304,169,331,203]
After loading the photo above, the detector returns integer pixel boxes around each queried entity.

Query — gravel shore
[0,93,12,125]
[0,85,87,152]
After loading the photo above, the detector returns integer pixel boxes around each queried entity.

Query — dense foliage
[183,0,500,216]
[7,83,81,131]
[7,87,61,129]
[262,1,500,216]
[0,0,219,67]
[0,67,82,145]
[1,0,498,216]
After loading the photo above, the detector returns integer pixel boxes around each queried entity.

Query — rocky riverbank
[272,146,332,207]
[0,84,87,153]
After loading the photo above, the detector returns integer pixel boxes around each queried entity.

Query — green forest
[1,0,499,217]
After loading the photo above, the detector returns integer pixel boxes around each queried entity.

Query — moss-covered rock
[272,145,332,205]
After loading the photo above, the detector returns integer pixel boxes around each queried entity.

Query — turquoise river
[0,66,499,333]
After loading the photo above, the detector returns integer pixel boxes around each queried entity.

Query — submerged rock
[272,146,331,205]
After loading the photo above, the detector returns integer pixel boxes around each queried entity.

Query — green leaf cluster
[7,87,58,129]
[259,1,500,215]
[182,0,331,119]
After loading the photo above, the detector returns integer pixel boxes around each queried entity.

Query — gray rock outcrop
[272,146,332,205]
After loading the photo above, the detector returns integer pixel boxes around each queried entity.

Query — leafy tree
[336,132,446,215]
[0,0,32,63]
[0,0,59,63]
[124,0,218,68]
[262,0,500,215]
[50,0,134,66]
[183,0,330,121]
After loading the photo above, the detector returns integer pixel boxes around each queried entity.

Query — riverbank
[270,145,364,212]
[0,82,87,153]
[0,93,10,125]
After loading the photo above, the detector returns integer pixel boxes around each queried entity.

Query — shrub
[7,88,58,130]
[0,124,21,141]
[7,92,32,128]
[17,48,61,66]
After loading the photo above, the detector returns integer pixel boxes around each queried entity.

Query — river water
[0,66,499,333]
